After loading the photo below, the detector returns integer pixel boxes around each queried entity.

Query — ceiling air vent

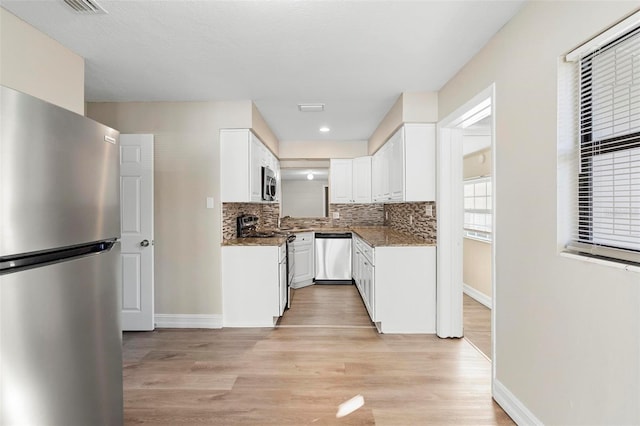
[63,0,107,14]
[298,104,325,113]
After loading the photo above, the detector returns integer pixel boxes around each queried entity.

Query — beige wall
[368,94,404,154]
[0,8,84,115]
[464,144,492,178]
[440,2,640,423]
[279,140,368,159]
[463,147,492,299]
[251,102,279,155]
[463,238,492,298]
[87,101,250,315]
[402,92,439,123]
[281,179,328,218]
[368,91,438,154]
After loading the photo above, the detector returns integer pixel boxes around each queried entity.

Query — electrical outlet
[409,215,413,225]
[332,211,340,219]
[206,197,214,209]
[425,204,433,217]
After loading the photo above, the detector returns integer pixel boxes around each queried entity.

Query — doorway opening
[437,85,496,365]
[461,108,493,360]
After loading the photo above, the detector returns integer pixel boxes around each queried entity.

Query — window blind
[567,23,640,264]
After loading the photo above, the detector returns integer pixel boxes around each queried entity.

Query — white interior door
[120,134,154,331]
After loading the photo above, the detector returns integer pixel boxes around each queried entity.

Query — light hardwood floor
[123,285,512,425]
[463,294,492,360]
[278,285,375,327]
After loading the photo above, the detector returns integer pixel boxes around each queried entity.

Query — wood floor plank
[463,294,492,359]
[278,285,375,327]
[122,285,512,425]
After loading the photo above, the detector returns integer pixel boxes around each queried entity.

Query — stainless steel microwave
[262,166,277,201]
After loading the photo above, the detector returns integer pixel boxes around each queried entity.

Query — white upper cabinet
[372,143,390,202]
[249,133,263,202]
[372,123,435,203]
[330,157,372,204]
[221,129,279,203]
[329,159,353,203]
[352,156,372,203]
[389,128,405,201]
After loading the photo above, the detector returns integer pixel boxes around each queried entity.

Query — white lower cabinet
[221,244,285,327]
[353,236,375,319]
[292,232,314,287]
[353,235,436,333]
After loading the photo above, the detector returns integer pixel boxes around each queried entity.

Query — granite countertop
[222,226,435,247]
[222,236,287,246]
[350,226,436,247]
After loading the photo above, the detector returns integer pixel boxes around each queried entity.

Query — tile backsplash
[281,204,384,229]
[222,203,280,241]
[329,203,385,226]
[222,201,436,243]
[384,201,436,242]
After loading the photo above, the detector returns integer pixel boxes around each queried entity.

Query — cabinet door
[372,145,390,202]
[353,249,361,291]
[279,259,287,316]
[379,145,391,202]
[352,156,372,203]
[330,159,354,203]
[293,242,314,284]
[250,134,263,202]
[352,239,359,284]
[389,128,405,201]
[404,123,436,202]
[362,258,374,320]
[220,129,251,202]
[372,152,382,202]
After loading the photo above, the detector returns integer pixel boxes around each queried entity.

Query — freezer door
[1,245,123,425]
[0,86,120,256]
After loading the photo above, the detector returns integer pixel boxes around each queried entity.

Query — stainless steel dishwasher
[314,232,353,284]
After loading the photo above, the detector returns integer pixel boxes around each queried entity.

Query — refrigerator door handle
[0,239,117,275]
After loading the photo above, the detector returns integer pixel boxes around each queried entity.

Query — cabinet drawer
[354,236,374,265]
[361,242,374,265]
[293,232,313,244]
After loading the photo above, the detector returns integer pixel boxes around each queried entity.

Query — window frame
[570,25,640,264]
[463,176,492,243]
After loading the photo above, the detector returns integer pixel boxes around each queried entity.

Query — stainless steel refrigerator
[0,86,123,425]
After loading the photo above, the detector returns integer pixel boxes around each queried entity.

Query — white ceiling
[2,0,525,142]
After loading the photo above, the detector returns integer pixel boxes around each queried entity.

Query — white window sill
[560,251,640,273]
[464,235,492,244]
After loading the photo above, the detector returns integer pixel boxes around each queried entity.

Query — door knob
[140,239,150,247]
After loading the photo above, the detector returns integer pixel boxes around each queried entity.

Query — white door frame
[436,84,496,381]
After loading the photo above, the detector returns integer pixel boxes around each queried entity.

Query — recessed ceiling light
[319,126,330,133]
[307,173,314,180]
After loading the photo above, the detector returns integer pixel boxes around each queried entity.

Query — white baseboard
[154,314,223,329]
[493,379,542,426]
[463,283,492,309]
[291,280,314,289]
